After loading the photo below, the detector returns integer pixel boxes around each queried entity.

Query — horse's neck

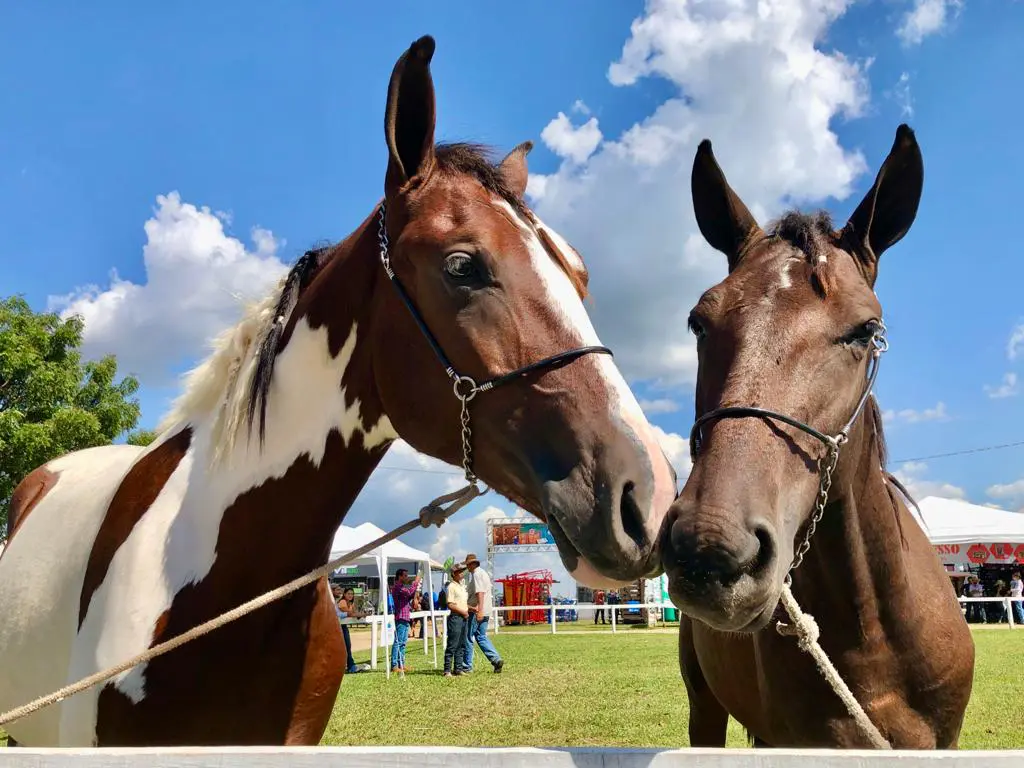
[174,218,397,588]
[798,419,919,632]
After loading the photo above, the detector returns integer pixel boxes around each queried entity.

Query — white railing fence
[956,596,1023,628]
[348,596,1022,669]
[2,746,1022,766]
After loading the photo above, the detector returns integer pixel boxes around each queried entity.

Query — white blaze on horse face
[493,201,677,586]
[61,318,396,744]
[778,259,794,290]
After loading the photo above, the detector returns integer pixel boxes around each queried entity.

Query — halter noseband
[688,322,889,575]
[377,203,612,485]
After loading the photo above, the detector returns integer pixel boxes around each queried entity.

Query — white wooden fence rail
[2,746,1023,767]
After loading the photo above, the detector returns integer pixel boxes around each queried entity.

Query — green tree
[0,295,142,536]
[126,428,157,447]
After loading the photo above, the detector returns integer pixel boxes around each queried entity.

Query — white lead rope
[776,581,891,749]
[0,483,484,730]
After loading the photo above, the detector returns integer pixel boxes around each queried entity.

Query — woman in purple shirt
[390,569,422,672]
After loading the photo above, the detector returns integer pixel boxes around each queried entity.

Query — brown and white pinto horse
[660,125,974,748]
[0,36,676,747]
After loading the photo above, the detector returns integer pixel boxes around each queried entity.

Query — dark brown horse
[0,35,676,746]
[660,125,974,748]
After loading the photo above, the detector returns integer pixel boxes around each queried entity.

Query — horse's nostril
[619,480,648,549]
[743,521,776,577]
[663,507,776,589]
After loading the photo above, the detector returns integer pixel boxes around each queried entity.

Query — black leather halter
[687,322,889,575]
[689,323,888,460]
[376,203,612,482]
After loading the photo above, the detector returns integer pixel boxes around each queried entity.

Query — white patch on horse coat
[0,445,144,746]
[493,200,677,585]
[0,317,396,746]
[778,260,793,290]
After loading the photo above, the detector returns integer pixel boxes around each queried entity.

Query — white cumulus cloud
[892,461,966,501]
[639,397,680,415]
[984,372,1019,400]
[897,0,963,46]
[881,402,950,424]
[48,192,288,386]
[986,479,1024,510]
[540,112,603,164]
[1008,323,1024,360]
[529,0,870,386]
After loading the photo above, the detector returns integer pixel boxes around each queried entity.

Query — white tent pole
[420,562,427,658]
[427,566,437,668]
[381,553,390,680]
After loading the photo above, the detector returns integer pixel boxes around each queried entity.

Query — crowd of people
[331,551,505,678]
[960,570,1024,624]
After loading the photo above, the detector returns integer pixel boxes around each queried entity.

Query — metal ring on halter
[452,375,479,402]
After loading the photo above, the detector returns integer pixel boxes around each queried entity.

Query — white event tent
[915,496,1024,568]
[328,522,443,678]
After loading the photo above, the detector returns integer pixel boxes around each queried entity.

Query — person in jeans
[390,568,421,673]
[335,586,366,674]
[1011,571,1024,625]
[443,562,470,677]
[463,552,504,673]
[963,575,985,623]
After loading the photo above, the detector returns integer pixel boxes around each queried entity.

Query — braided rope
[776,582,890,749]
[0,484,482,729]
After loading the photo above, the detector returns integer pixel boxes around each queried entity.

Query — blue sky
[3,1,1022,581]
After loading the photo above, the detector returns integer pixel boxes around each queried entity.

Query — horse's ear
[844,124,923,281]
[691,139,763,272]
[384,35,438,198]
[498,141,533,198]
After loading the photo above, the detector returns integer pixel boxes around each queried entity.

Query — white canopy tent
[915,496,1024,568]
[328,522,443,678]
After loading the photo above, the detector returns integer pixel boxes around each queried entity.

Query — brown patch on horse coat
[78,428,193,629]
[93,426,383,746]
[6,466,60,543]
[151,610,171,644]
[284,577,347,745]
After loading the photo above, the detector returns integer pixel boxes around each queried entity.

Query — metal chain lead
[788,441,841,576]
[377,204,393,278]
[454,376,479,484]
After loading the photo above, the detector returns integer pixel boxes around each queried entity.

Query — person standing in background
[1010,571,1024,625]
[463,552,504,673]
[390,568,421,673]
[335,586,365,674]
[443,562,470,677]
[411,590,425,639]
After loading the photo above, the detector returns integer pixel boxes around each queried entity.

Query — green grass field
[3,626,1021,748]
[324,625,1024,749]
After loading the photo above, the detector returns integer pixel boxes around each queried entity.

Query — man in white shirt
[1010,571,1024,625]
[464,552,504,673]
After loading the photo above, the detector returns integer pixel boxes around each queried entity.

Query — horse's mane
[157,246,330,463]
[158,142,531,458]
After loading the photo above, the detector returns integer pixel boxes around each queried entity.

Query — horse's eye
[844,320,880,347]
[688,313,707,340]
[444,252,477,282]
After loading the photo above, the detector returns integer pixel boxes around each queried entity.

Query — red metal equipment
[496,569,555,624]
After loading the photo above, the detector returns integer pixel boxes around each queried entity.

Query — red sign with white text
[967,544,990,564]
